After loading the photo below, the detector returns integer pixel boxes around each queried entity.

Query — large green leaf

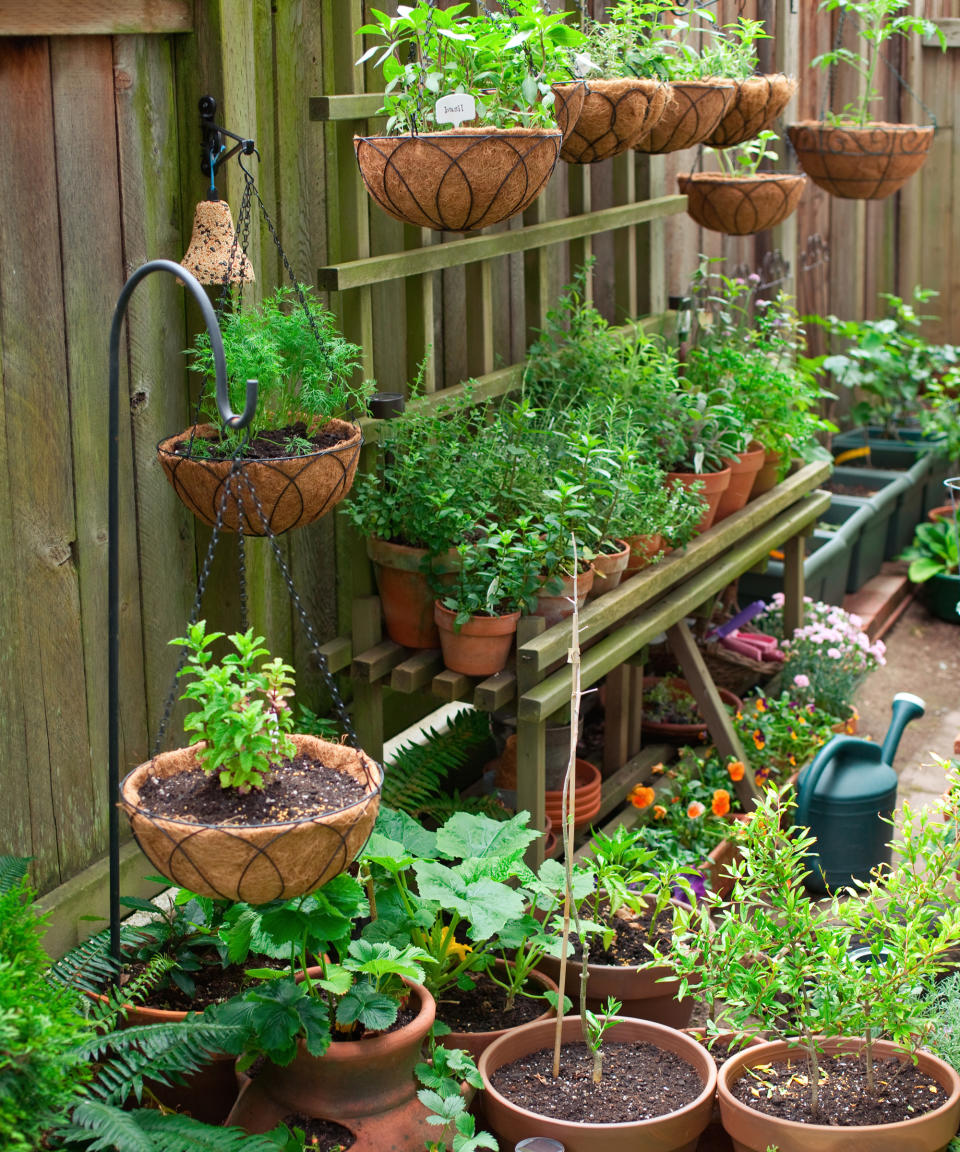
[371,807,439,859]
[909,556,946,583]
[413,862,525,940]
[436,809,538,863]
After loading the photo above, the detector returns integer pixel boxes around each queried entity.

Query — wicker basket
[634,80,735,155]
[120,735,382,904]
[703,74,798,148]
[787,120,934,200]
[156,420,363,535]
[678,172,806,235]
[561,78,670,164]
[354,127,561,231]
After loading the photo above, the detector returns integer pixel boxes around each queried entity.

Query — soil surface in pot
[120,953,290,1011]
[490,1039,702,1123]
[571,900,673,966]
[283,1113,356,1150]
[825,479,881,499]
[137,753,366,825]
[173,421,349,460]
[729,1052,948,1125]
[436,972,547,1032]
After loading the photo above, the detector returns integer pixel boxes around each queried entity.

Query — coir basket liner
[561,78,669,164]
[634,80,735,155]
[354,127,561,232]
[156,420,363,535]
[787,120,934,200]
[678,172,806,235]
[703,74,798,148]
[120,734,382,904]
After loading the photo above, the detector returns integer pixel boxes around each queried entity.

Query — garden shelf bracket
[199,95,257,195]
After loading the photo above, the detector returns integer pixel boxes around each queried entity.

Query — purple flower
[671,870,707,905]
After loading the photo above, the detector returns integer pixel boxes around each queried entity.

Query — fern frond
[0,855,29,894]
[57,1099,292,1151]
[132,1110,292,1150]
[382,709,492,819]
[46,926,145,995]
[83,955,174,1028]
[54,1098,155,1152]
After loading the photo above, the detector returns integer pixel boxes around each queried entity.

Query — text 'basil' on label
[435,94,477,128]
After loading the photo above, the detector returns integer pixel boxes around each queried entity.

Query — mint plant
[172,621,296,792]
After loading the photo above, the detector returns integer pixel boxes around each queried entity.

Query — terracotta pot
[715,446,767,522]
[929,504,956,524]
[587,539,631,599]
[533,566,595,627]
[642,677,742,747]
[366,537,457,649]
[787,120,934,201]
[678,172,806,236]
[543,813,558,858]
[354,128,561,232]
[561,77,670,164]
[119,734,382,903]
[226,979,439,1150]
[635,80,736,154]
[684,1029,764,1152]
[749,449,782,498]
[717,1037,960,1152]
[551,80,587,143]
[667,467,732,534]
[501,725,581,792]
[156,420,363,535]
[479,1015,716,1152]
[543,758,602,832]
[703,74,799,148]
[437,959,559,1061]
[434,601,519,677]
[624,532,668,576]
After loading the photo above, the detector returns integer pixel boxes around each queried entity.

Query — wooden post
[516,615,547,868]
[603,663,631,776]
[782,534,806,638]
[351,596,384,763]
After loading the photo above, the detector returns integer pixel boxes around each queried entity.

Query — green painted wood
[473,670,517,712]
[517,719,546,869]
[352,640,406,683]
[309,92,385,121]
[391,649,444,693]
[317,196,688,291]
[431,670,473,702]
[351,596,384,761]
[518,492,832,722]
[783,534,806,637]
[317,635,352,675]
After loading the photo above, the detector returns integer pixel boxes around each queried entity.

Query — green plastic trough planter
[828,466,915,563]
[833,427,955,516]
[924,572,960,623]
[739,528,852,607]
[824,495,888,592]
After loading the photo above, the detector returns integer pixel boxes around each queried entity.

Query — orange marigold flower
[711,789,731,817]
[671,796,680,804]
[687,801,705,819]
[629,785,656,810]
[727,759,746,782]
[653,804,668,820]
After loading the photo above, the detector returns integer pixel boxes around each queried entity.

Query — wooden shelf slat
[391,649,444,693]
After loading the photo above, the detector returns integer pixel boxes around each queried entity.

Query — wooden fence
[0,0,956,936]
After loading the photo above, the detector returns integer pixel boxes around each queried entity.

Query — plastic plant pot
[830,461,928,557]
[738,528,852,608]
[924,572,960,623]
[821,496,885,593]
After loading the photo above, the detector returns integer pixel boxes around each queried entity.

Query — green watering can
[796,692,926,893]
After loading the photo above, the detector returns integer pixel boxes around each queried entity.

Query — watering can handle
[795,735,867,826]
[880,692,925,766]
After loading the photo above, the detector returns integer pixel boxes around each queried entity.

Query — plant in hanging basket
[120,623,381,904]
[158,285,367,535]
[703,72,799,148]
[789,0,943,200]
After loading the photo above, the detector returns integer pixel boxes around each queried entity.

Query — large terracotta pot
[561,77,670,164]
[434,601,520,677]
[437,959,559,1061]
[354,127,561,231]
[748,449,782,498]
[717,1037,960,1152]
[635,80,735,154]
[667,467,731,534]
[715,446,767,522]
[703,74,798,148]
[642,677,742,747]
[226,979,438,1151]
[678,172,806,236]
[156,420,363,535]
[479,1015,716,1152]
[624,532,669,576]
[543,758,602,832]
[366,537,457,649]
[587,539,631,599]
[928,504,956,524]
[787,120,934,201]
[533,567,595,627]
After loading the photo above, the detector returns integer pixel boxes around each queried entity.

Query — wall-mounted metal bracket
[199,95,256,193]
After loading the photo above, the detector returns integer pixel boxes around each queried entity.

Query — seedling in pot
[708,129,779,178]
[584,996,622,1083]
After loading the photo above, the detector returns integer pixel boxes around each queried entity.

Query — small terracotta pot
[667,467,732,534]
[551,80,587,143]
[642,677,742,747]
[749,449,782,498]
[715,446,767,522]
[623,532,668,576]
[480,1016,716,1152]
[434,601,520,677]
[929,504,956,524]
[437,959,559,1061]
[634,80,736,154]
[119,735,382,904]
[561,77,670,164]
[533,566,595,627]
[678,172,806,236]
[703,74,799,148]
[543,758,602,832]
[587,539,631,599]
[354,127,561,232]
[366,537,457,649]
[787,120,934,201]
[717,1037,960,1152]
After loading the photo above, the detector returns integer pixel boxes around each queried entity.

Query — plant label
[435,94,476,129]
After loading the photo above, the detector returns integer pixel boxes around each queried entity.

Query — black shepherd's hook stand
[107,259,257,962]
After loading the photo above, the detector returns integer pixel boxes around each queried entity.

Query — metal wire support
[107,260,255,963]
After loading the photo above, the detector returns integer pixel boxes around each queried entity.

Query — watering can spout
[880,692,925,766]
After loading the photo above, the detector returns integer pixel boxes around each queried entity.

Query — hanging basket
[120,735,382,904]
[354,127,561,232]
[551,81,587,143]
[560,78,670,165]
[156,419,363,535]
[677,171,806,235]
[703,74,798,149]
[634,80,736,155]
[787,120,934,200]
